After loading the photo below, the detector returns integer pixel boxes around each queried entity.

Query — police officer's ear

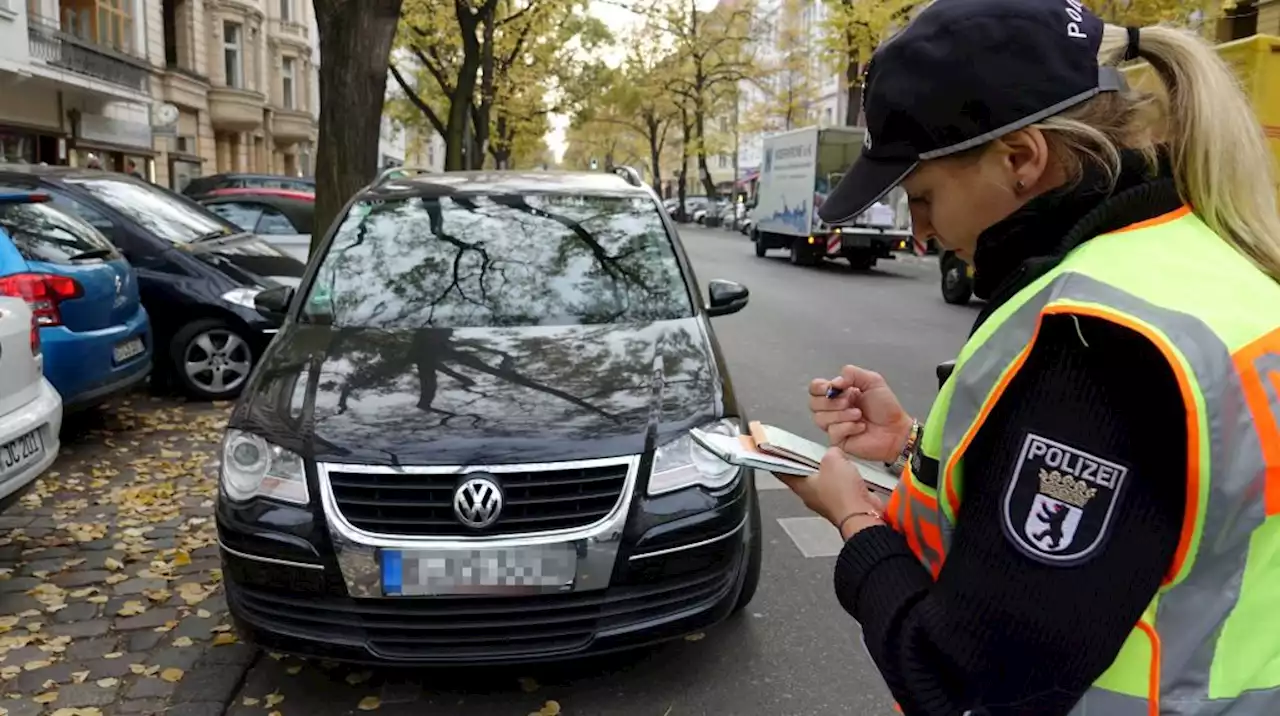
[986,128,1053,199]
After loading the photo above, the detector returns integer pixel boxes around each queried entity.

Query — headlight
[220,429,309,504]
[648,418,741,496]
[221,287,261,309]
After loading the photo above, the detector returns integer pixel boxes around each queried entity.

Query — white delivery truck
[751,126,913,270]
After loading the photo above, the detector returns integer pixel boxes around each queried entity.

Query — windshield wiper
[67,248,114,261]
[193,229,251,242]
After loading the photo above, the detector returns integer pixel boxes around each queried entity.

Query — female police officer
[778,0,1280,714]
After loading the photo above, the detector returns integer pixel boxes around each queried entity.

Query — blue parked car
[0,191,151,412]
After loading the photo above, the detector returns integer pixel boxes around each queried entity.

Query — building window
[279,0,290,21]
[281,56,295,109]
[223,21,243,88]
[60,0,134,54]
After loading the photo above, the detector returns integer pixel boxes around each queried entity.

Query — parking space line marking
[777,516,846,558]
[754,471,788,491]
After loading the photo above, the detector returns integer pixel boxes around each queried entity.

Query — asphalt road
[227,226,978,716]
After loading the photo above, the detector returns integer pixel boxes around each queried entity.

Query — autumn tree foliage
[388,0,610,170]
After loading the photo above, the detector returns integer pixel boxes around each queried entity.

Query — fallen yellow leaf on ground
[96,678,119,688]
[285,665,302,675]
[519,677,540,693]
[212,633,237,646]
[116,601,146,617]
[23,660,52,671]
[529,700,562,716]
[71,671,89,683]
[357,696,381,711]
[242,697,259,706]
[172,637,194,648]
[33,692,58,704]
[264,692,285,708]
[345,671,371,685]
[160,668,184,683]
[684,633,706,642]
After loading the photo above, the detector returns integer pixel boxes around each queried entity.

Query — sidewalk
[0,397,254,716]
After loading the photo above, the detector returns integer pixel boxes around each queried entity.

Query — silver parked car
[0,297,62,511]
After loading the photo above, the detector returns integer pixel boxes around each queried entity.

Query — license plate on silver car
[381,544,578,596]
[1,429,44,478]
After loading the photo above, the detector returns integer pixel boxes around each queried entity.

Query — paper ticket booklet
[690,421,898,494]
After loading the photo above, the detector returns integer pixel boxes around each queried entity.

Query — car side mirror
[706,279,749,317]
[254,285,294,320]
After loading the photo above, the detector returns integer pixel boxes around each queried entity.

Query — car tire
[169,318,256,401]
[941,253,973,305]
[731,484,764,614]
[753,231,767,257]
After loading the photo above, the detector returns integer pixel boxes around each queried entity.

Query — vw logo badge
[453,474,503,529]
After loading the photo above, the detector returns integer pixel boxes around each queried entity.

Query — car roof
[0,163,122,182]
[203,188,315,201]
[197,173,315,182]
[363,170,654,199]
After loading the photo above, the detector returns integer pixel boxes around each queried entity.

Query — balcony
[26,15,150,94]
[161,67,210,110]
[270,108,314,143]
[208,86,265,132]
[268,17,309,48]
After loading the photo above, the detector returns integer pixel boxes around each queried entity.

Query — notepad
[689,422,897,494]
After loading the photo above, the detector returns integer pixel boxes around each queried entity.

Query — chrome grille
[325,459,632,537]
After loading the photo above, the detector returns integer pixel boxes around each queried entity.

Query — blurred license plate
[381,545,578,596]
[113,337,145,364]
[1,429,44,478]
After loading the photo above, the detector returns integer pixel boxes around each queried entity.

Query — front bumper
[217,456,753,665]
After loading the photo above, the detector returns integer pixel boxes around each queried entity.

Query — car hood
[233,317,729,465]
[185,233,306,289]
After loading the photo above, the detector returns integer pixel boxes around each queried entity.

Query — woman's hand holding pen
[809,365,915,464]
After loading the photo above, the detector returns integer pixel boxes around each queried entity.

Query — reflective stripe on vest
[884,208,1280,714]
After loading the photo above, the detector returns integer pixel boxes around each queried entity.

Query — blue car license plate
[381,545,577,596]
[112,337,145,365]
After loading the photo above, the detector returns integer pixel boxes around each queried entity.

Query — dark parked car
[216,169,761,664]
[940,249,973,304]
[182,173,315,200]
[199,189,315,262]
[0,167,307,400]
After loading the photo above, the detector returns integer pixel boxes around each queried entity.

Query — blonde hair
[1029,24,1280,280]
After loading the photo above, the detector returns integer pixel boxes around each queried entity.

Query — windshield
[303,193,693,329]
[66,177,237,243]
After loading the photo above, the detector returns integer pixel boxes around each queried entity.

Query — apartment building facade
[0,0,318,192]
[154,0,318,189]
[0,1,156,172]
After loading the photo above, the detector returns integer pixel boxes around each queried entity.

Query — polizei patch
[1001,433,1130,565]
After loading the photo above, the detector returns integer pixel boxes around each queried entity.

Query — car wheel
[170,318,255,401]
[941,255,973,305]
[753,231,767,257]
[731,484,764,614]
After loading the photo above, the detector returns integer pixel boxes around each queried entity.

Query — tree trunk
[444,0,485,170]
[645,114,663,194]
[311,0,403,254]
[843,44,861,126]
[473,11,496,170]
[677,109,691,221]
[694,108,716,200]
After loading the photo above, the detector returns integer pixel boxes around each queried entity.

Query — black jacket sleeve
[832,314,1189,716]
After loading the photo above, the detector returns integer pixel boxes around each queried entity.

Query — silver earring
[1015,180,1025,192]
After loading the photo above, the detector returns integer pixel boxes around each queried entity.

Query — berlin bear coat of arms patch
[1001,433,1130,566]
